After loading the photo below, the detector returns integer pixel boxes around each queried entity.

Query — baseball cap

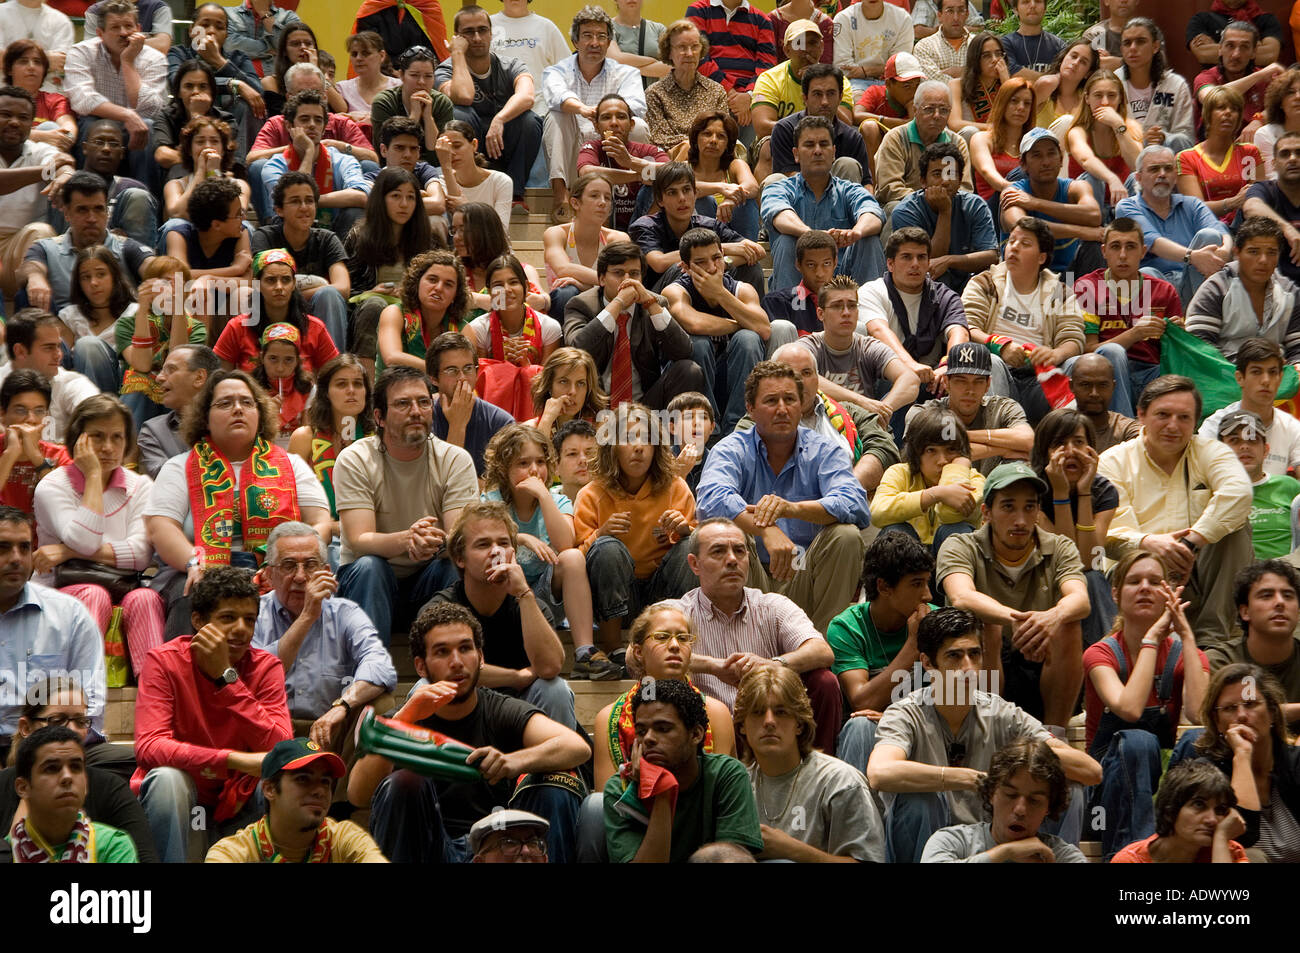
[784,18,822,43]
[1217,409,1265,439]
[946,341,992,377]
[261,738,346,781]
[982,461,1049,501]
[1019,126,1061,155]
[468,809,550,854]
[884,52,926,83]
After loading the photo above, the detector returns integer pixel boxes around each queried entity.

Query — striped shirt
[913,30,972,82]
[687,0,776,94]
[64,37,168,120]
[677,586,825,709]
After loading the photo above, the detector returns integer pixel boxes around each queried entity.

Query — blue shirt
[252,591,397,721]
[760,172,883,233]
[696,424,871,561]
[432,397,515,476]
[0,583,106,734]
[482,486,574,585]
[891,188,997,283]
[262,146,370,224]
[1114,192,1227,274]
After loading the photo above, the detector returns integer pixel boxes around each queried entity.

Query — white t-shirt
[996,284,1045,348]
[0,2,74,55]
[460,169,514,229]
[0,140,58,237]
[145,450,328,549]
[832,1,913,73]
[491,11,571,116]
[1199,401,1300,477]
[857,278,936,364]
[1125,81,1153,127]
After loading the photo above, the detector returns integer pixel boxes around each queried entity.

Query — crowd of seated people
[5,0,1300,867]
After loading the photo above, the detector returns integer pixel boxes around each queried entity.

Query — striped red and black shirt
[687,0,777,94]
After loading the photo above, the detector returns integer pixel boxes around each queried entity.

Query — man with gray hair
[137,345,220,479]
[252,521,396,769]
[541,5,648,220]
[872,79,973,212]
[1114,144,1232,305]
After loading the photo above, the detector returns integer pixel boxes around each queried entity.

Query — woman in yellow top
[1032,40,1098,132]
[870,404,983,554]
[573,402,697,652]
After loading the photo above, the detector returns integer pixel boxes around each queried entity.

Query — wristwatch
[1116,123,1128,135]
[212,666,238,689]
[1178,536,1200,555]
[331,696,353,715]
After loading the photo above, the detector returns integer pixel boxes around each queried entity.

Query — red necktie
[611,311,633,407]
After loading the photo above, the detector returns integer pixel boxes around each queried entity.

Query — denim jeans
[1088,728,1161,860]
[1083,569,1118,648]
[1166,726,1205,772]
[695,195,761,242]
[1141,226,1226,306]
[64,336,120,393]
[879,519,975,559]
[368,767,583,863]
[576,792,608,862]
[836,716,880,775]
[306,285,348,352]
[586,535,695,623]
[453,106,543,200]
[139,766,265,863]
[690,328,766,435]
[336,555,459,646]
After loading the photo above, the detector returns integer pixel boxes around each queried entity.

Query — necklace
[1022,31,1045,69]
[755,758,805,824]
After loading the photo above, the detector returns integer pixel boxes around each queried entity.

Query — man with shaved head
[1068,353,1140,455]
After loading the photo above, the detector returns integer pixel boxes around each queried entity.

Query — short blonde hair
[732,666,816,764]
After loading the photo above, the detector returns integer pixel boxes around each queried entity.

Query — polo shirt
[752,61,852,123]
[936,523,1086,615]
[1113,192,1227,274]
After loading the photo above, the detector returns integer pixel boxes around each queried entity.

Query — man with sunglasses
[677,517,839,753]
[866,607,1101,862]
[252,522,396,772]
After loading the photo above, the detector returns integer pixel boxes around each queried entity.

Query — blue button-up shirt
[696,424,871,561]
[1113,192,1228,274]
[891,187,997,283]
[760,172,884,234]
[0,583,106,735]
[252,591,397,721]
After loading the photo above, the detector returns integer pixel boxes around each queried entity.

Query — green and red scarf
[11,812,94,863]
[187,437,300,568]
[608,680,715,773]
[250,815,333,863]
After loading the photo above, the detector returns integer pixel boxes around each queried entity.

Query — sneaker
[511,198,531,214]
[573,650,622,681]
[608,648,629,679]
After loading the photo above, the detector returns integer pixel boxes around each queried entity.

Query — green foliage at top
[986,0,1102,43]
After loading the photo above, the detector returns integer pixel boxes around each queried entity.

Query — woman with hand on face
[523,347,607,441]
[1065,69,1144,210]
[466,255,562,373]
[163,116,249,222]
[1112,759,1249,863]
[376,249,469,374]
[262,24,346,116]
[32,395,165,678]
[949,32,1009,137]
[154,60,241,173]
[543,172,631,316]
[1033,39,1098,133]
[436,120,513,230]
[593,602,735,788]
[2,40,76,152]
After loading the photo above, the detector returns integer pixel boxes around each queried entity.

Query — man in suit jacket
[563,241,705,410]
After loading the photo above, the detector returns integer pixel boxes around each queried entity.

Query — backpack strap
[1155,637,1183,707]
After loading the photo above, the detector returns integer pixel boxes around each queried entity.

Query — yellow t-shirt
[205,818,389,863]
[752,62,853,123]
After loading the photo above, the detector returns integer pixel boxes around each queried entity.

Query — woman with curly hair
[375,250,468,375]
[162,115,248,221]
[1253,66,1300,179]
[574,401,697,651]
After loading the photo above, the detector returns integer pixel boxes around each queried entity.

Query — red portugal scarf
[11,812,94,863]
[250,815,333,862]
[819,391,861,462]
[488,307,544,365]
[350,0,449,61]
[187,437,300,567]
[608,680,715,772]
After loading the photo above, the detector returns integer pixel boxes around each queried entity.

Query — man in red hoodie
[133,566,291,863]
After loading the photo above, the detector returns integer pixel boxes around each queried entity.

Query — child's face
[557,434,595,488]
[263,340,298,381]
[508,440,550,489]
[919,443,958,483]
[676,408,714,447]
[797,247,836,294]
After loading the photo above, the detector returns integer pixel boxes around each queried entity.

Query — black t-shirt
[433,54,527,119]
[1240,181,1300,285]
[627,212,743,284]
[1037,474,1120,522]
[430,580,531,670]
[416,687,541,835]
[770,113,872,179]
[1186,10,1284,48]
[250,224,346,279]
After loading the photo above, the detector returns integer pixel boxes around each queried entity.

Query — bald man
[1068,353,1141,455]
[730,342,900,492]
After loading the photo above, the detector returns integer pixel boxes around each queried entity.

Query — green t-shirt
[603,753,763,864]
[7,822,138,863]
[1251,474,1300,559]
[827,602,939,676]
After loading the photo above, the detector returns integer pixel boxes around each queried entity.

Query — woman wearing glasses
[593,602,735,791]
[369,46,454,165]
[0,676,157,861]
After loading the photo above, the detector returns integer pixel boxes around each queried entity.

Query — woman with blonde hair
[524,347,608,439]
[1066,69,1144,207]
[1177,85,1261,224]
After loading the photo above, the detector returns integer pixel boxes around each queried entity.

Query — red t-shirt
[1111,832,1249,863]
[1178,143,1262,225]
[1083,633,1210,750]
[0,436,71,520]
[250,115,372,154]
[213,316,339,376]
[856,84,907,119]
[34,91,70,125]
[975,149,1020,200]
[1073,268,1184,367]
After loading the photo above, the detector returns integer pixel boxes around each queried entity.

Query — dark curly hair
[181,369,278,447]
[187,176,243,231]
[400,250,469,327]
[979,737,1069,821]
[178,115,236,174]
[630,675,709,753]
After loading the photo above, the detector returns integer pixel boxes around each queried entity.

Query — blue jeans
[549,282,582,317]
[1142,227,1226,306]
[768,229,884,292]
[249,158,271,221]
[1063,341,1161,418]
[306,285,348,352]
[884,791,951,863]
[139,766,265,863]
[576,792,608,862]
[336,555,459,646]
[368,767,583,863]
[879,519,975,559]
[112,186,158,250]
[1089,728,1161,860]
[64,336,119,393]
[690,328,766,435]
[1167,726,1205,772]
[836,716,880,775]
[695,194,760,242]
[1083,569,1118,648]
[453,106,543,200]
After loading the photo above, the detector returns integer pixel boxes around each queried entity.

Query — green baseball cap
[982,461,1048,502]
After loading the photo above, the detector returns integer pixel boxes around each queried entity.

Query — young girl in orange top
[574,402,698,659]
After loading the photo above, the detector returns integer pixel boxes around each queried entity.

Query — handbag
[54,559,143,604]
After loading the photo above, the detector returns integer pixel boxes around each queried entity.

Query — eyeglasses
[490,835,548,857]
[85,137,123,149]
[440,364,479,379]
[389,397,434,412]
[33,715,92,730]
[1213,700,1264,716]
[213,396,256,411]
[646,630,696,645]
[917,105,951,116]
[458,25,490,36]
[272,558,323,576]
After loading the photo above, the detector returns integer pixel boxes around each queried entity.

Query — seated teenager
[453,202,549,317]
[999,126,1102,277]
[735,666,884,862]
[522,347,607,442]
[921,737,1087,863]
[56,245,133,395]
[1200,338,1300,478]
[162,115,250,222]
[966,76,1034,200]
[553,418,597,507]
[1084,550,1209,860]
[162,178,252,308]
[1111,759,1248,863]
[154,59,241,175]
[866,607,1102,863]
[348,601,591,864]
[542,171,632,316]
[465,254,563,381]
[1219,412,1300,560]
[1064,69,1142,209]
[762,230,838,338]
[435,120,513,230]
[372,116,447,219]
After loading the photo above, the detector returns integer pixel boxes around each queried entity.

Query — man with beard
[349,602,590,863]
[1068,354,1140,454]
[206,738,388,862]
[603,676,761,863]
[334,366,479,644]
